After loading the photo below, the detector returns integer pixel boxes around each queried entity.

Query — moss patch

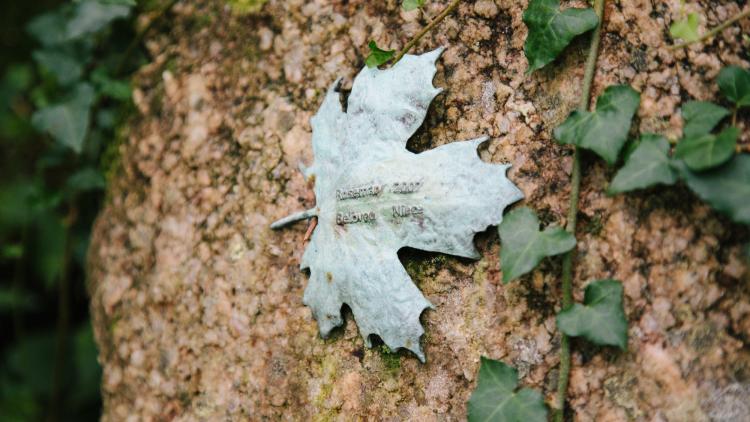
[378,345,401,373]
[226,0,267,15]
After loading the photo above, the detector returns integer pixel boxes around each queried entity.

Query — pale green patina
[271,49,522,361]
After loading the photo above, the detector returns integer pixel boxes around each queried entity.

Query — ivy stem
[392,0,460,64]
[669,7,750,50]
[554,0,605,421]
[49,204,77,422]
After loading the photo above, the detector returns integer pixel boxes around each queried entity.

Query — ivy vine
[470,1,750,421]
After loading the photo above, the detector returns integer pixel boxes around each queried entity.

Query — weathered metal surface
[272,48,523,361]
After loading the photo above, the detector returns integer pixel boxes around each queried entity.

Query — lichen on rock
[87,0,750,420]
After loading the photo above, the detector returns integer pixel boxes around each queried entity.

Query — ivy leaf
[26,8,70,47]
[365,41,395,68]
[557,279,628,349]
[0,64,33,105]
[608,134,677,194]
[0,181,38,232]
[70,323,103,406]
[554,85,640,165]
[91,67,132,101]
[675,155,750,225]
[717,66,750,107]
[675,126,738,171]
[681,101,729,138]
[99,0,137,5]
[273,49,523,361]
[32,50,83,86]
[467,357,547,422]
[402,0,426,11]
[6,331,57,396]
[32,210,67,289]
[499,207,576,283]
[522,0,599,73]
[31,83,95,153]
[65,167,106,196]
[0,288,35,312]
[669,13,700,42]
[2,244,24,260]
[65,1,131,41]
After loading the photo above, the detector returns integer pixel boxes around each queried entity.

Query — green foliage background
[0,0,149,419]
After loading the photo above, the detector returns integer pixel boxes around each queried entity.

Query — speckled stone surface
[88,1,750,420]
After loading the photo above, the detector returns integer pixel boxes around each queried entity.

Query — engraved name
[336,180,422,201]
[393,205,424,218]
[336,184,383,201]
[336,210,376,225]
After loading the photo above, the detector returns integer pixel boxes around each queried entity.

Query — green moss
[108,317,120,337]
[312,411,336,422]
[100,119,128,191]
[603,374,642,419]
[378,345,401,372]
[190,13,214,30]
[140,0,168,13]
[311,355,339,418]
[584,214,603,236]
[226,0,267,15]
[403,253,447,283]
[472,256,489,284]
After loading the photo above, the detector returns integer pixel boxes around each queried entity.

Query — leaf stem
[270,208,318,229]
[392,0,460,64]
[669,7,750,50]
[555,0,605,420]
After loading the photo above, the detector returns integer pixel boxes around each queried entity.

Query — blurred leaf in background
[1,0,144,420]
[32,83,95,153]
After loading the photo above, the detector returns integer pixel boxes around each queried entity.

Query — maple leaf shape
[272,48,523,361]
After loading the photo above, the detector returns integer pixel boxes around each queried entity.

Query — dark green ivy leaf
[32,210,67,289]
[100,0,137,5]
[0,288,35,312]
[608,134,677,194]
[70,323,103,407]
[675,126,738,171]
[499,207,576,283]
[675,155,750,225]
[681,101,729,138]
[557,279,628,349]
[717,66,750,107]
[31,83,95,153]
[669,13,700,42]
[0,64,33,107]
[554,85,640,165]
[1,244,24,259]
[91,67,132,101]
[0,181,37,231]
[365,41,395,68]
[402,0,426,11]
[26,8,70,47]
[6,331,58,397]
[0,377,42,422]
[65,167,106,196]
[522,0,599,73]
[27,1,131,46]
[32,49,83,86]
[467,357,547,422]
[65,1,131,41]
